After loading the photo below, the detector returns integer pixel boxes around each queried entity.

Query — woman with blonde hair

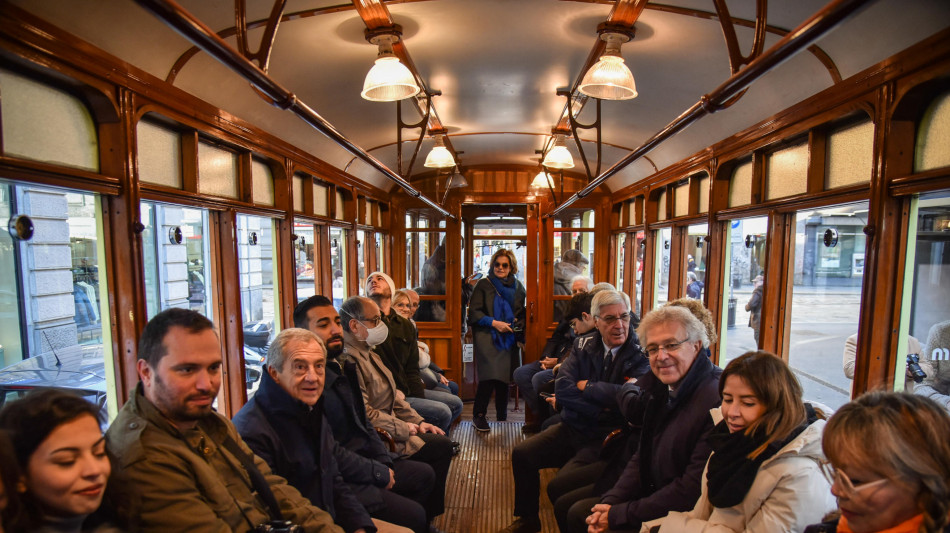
[806,392,950,533]
[643,350,835,532]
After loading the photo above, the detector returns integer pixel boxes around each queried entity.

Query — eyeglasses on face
[493,261,510,269]
[360,315,382,327]
[595,313,631,326]
[393,302,411,310]
[644,337,690,357]
[410,302,420,309]
[819,462,889,499]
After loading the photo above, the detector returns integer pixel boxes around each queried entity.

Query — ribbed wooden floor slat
[432,401,558,533]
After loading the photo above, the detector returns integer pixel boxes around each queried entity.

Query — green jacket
[106,384,344,533]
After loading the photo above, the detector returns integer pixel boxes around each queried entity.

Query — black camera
[255,521,302,533]
[907,353,927,384]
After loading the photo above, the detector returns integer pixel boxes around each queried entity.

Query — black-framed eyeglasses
[595,313,631,326]
[493,261,510,269]
[361,315,382,327]
[644,338,690,357]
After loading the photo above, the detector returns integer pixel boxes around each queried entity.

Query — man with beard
[364,272,461,432]
[294,296,434,533]
[106,308,342,532]
[338,296,453,527]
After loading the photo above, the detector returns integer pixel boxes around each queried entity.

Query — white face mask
[362,321,389,347]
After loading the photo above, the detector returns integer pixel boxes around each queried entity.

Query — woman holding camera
[643,351,836,532]
[806,392,950,533]
[467,248,525,433]
[0,389,131,532]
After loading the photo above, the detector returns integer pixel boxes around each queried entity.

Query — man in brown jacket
[106,307,344,533]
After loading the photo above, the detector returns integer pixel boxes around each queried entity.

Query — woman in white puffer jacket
[642,351,837,533]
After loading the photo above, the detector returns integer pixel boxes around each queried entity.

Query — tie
[602,348,614,380]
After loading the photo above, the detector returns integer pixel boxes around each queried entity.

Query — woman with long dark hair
[0,389,132,532]
[467,248,526,433]
[642,351,836,532]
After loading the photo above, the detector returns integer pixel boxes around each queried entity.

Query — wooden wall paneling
[316,224,331,299]
[807,128,828,194]
[238,152,252,204]
[211,209,246,415]
[668,225,687,301]
[761,212,794,356]
[640,222,657,316]
[525,202,541,365]
[181,130,199,193]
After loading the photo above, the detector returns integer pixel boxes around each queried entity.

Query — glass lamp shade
[578,55,637,101]
[361,56,421,102]
[424,139,456,168]
[543,142,575,169]
[531,171,553,189]
[446,169,469,188]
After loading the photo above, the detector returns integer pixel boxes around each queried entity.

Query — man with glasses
[499,290,649,533]
[365,272,460,432]
[339,296,453,529]
[571,305,723,533]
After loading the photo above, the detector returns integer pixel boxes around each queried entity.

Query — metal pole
[134,0,454,219]
[548,0,873,217]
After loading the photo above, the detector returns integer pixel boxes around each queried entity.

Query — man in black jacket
[499,290,650,533]
[233,328,410,533]
[294,296,434,533]
[571,305,723,533]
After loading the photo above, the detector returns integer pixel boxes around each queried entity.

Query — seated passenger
[553,250,589,321]
[340,296,453,524]
[366,273,460,432]
[642,351,836,532]
[570,275,593,295]
[842,332,928,390]
[513,291,595,434]
[393,289,459,396]
[0,389,130,532]
[106,308,342,532]
[666,297,718,350]
[500,289,649,533]
[562,306,723,533]
[233,328,411,533]
[913,320,950,412]
[293,296,434,533]
[805,392,950,533]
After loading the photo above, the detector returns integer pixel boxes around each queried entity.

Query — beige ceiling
[11,0,950,192]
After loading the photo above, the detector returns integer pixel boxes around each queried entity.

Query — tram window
[0,183,116,421]
[719,216,768,367]
[787,201,869,410]
[684,224,708,301]
[410,232,448,323]
[357,229,367,293]
[898,191,950,393]
[552,229,592,323]
[915,91,950,172]
[250,159,275,206]
[292,174,305,212]
[141,202,213,320]
[653,227,672,308]
[766,142,808,200]
[293,221,315,303]
[615,234,626,292]
[330,227,348,309]
[314,182,329,217]
[633,231,645,317]
[137,120,183,189]
[197,141,238,199]
[236,214,279,400]
[334,190,345,221]
[376,232,386,274]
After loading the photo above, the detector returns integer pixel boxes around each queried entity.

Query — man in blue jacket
[234,328,411,533]
[499,290,650,533]
[294,296,434,533]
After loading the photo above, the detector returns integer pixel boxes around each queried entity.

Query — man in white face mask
[339,296,454,529]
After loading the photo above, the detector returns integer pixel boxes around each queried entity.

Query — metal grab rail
[135,0,454,219]
[547,0,873,218]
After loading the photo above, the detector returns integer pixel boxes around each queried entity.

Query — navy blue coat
[233,369,375,533]
[555,324,650,438]
[323,359,396,511]
[602,354,723,531]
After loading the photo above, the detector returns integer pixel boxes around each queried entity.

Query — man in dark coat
[293,296,434,533]
[498,290,650,533]
[234,328,411,533]
[575,305,723,533]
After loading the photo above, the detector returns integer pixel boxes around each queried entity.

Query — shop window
[787,201,869,409]
[0,69,98,172]
[718,216,769,367]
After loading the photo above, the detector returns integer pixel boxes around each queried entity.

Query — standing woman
[0,389,131,532]
[806,392,950,533]
[467,248,526,433]
[643,351,836,533]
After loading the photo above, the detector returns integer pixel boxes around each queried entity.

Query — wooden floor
[431,400,558,533]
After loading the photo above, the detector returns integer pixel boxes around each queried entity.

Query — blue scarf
[489,274,517,352]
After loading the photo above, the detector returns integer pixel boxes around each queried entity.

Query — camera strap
[220,436,286,522]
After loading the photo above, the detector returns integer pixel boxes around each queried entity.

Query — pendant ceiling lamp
[446,167,469,189]
[361,31,420,102]
[579,30,637,101]
[542,135,574,169]
[531,170,553,189]
[424,136,456,168]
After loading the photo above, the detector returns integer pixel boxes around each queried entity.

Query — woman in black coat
[467,248,526,432]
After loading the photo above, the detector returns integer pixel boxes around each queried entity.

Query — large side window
[0,183,115,419]
[719,216,769,367]
[237,214,280,400]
